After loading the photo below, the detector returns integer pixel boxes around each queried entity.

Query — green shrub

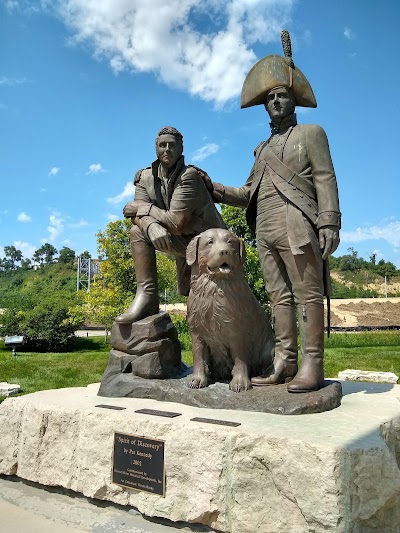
[0,292,84,352]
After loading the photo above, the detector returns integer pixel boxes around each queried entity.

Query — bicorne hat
[241,30,317,109]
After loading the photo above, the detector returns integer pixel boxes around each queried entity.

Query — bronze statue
[117,126,226,324]
[212,31,341,393]
[186,228,274,392]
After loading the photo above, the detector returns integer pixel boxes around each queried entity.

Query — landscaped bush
[0,292,84,352]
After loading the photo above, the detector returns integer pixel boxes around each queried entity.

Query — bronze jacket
[135,157,226,237]
[217,116,341,235]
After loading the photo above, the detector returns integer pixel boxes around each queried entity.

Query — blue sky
[1,0,400,267]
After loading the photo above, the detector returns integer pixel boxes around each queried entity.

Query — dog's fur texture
[186,228,274,392]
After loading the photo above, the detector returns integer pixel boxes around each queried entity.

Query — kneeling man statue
[116,126,226,324]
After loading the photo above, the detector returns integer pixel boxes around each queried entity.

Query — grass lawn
[0,337,110,399]
[1,331,399,401]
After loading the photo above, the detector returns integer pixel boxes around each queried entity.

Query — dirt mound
[329,298,400,327]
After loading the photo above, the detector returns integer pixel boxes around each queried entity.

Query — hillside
[0,263,77,309]
[330,270,400,299]
[1,264,400,328]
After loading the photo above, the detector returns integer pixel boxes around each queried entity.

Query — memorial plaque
[112,432,165,496]
[135,408,181,418]
[96,404,126,410]
[190,417,241,427]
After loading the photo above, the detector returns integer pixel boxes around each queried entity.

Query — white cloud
[192,143,220,162]
[86,163,104,174]
[48,166,60,176]
[341,220,400,249]
[0,76,27,86]
[69,219,89,228]
[42,212,64,243]
[51,0,294,107]
[107,181,135,204]
[14,241,36,259]
[107,213,119,222]
[4,1,21,11]
[17,211,32,223]
[344,27,355,40]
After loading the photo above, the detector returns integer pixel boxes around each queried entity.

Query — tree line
[0,244,92,271]
[329,247,399,279]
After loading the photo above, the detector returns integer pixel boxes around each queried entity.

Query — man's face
[264,86,295,121]
[156,134,183,170]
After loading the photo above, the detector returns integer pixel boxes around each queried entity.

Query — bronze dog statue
[186,228,274,392]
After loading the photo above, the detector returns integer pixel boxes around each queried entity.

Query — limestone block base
[1,382,400,533]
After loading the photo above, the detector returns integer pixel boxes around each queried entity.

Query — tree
[96,218,135,293]
[220,205,256,247]
[0,290,83,351]
[70,281,126,342]
[21,258,32,270]
[338,247,364,272]
[59,246,76,263]
[80,250,91,259]
[220,205,270,312]
[373,259,398,279]
[4,245,23,269]
[33,243,58,265]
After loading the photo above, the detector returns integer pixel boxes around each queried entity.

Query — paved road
[0,476,215,533]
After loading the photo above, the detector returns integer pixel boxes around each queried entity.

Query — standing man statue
[212,31,341,393]
[116,126,226,324]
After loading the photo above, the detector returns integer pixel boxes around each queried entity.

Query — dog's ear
[238,237,247,264]
[186,235,200,266]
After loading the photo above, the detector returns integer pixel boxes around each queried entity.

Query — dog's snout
[219,248,230,257]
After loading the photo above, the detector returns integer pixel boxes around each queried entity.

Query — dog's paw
[229,375,252,393]
[187,376,208,389]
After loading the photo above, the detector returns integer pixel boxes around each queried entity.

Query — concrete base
[1,381,400,533]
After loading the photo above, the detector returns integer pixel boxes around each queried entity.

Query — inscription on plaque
[112,432,165,496]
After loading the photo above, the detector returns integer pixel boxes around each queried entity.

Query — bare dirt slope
[329,298,400,327]
[167,300,400,328]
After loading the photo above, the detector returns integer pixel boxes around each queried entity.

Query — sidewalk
[0,476,215,533]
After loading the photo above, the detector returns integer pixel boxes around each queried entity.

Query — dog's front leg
[187,333,209,389]
[230,345,252,392]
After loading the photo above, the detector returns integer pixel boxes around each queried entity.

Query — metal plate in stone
[190,417,241,427]
[95,404,126,410]
[112,432,165,496]
[134,408,181,418]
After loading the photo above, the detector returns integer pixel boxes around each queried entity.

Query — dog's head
[186,228,246,278]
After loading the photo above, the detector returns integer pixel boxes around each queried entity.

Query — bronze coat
[135,158,226,237]
[220,123,341,235]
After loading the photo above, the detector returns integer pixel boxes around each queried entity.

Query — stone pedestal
[99,313,183,396]
[1,382,400,532]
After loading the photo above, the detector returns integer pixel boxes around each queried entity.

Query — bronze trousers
[130,224,192,296]
[255,205,324,308]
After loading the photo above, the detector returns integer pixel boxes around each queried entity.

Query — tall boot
[115,240,160,324]
[251,304,298,385]
[287,302,325,393]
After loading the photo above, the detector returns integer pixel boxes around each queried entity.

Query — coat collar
[269,113,297,135]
